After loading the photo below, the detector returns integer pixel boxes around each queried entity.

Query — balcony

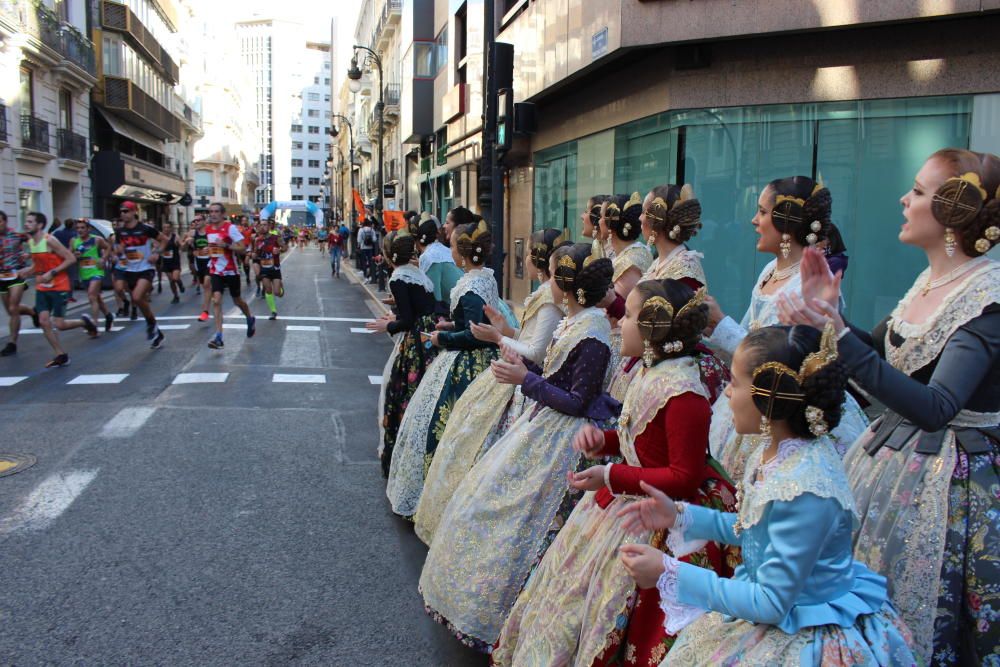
[56,128,87,162]
[101,0,179,84]
[20,114,50,153]
[372,0,401,51]
[57,25,96,76]
[103,76,180,140]
[195,185,215,196]
[383,83,400,122]
[0,0,97,77]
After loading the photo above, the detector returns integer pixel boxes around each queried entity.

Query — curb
[343,263,390,317]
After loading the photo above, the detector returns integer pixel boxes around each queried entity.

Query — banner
[352,189,366,223]
[383,210,406,231]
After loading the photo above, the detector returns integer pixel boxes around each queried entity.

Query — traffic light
[497,88,513,155]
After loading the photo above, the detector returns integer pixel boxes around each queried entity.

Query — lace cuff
[657,554,706,636]
[665,505,707,558]
[708,316,745,355]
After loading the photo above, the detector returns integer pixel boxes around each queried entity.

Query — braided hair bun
[416,214,441,246]
[607,192,644,242]
[454,220,493,266]
[448,206,475,227]
[767,176,832,248]
[389,233,417,267]
[552,243,613,307]
[927,148,1000,256]
[530,228,570,274]
[647,184,702,243]
[741,325,848,440]
[633,279,709,362]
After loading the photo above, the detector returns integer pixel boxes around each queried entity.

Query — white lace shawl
[449,267,499,314]
[390,263,434,294]
[418,241,454,273]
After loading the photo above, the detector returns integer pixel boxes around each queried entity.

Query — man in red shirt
[204,203,255,349]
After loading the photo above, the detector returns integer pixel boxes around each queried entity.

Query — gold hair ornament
[604,203,621,221]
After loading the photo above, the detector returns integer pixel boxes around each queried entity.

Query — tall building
[0,0,97,228]
[238,18,331,225]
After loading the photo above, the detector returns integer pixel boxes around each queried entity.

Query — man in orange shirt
[20,211,97,367]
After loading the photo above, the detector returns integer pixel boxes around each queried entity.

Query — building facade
[0,0,96,229]
[496,0,1000,329]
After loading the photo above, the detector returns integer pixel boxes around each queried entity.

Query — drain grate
[0,453,37,478]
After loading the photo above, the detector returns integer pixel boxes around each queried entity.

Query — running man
[70,220,114,332]
[316,225,328,255]
[238,215,254,286]
[158,221,185,303]
[115,201,165,348]
[252,220,286,320]
[0,209,39,356]
[182,215,213,321]
[20,211,97,367]
[204,202,255,349]
[110,219,132,318]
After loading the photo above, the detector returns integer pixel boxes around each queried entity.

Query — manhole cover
[0,453,36,478]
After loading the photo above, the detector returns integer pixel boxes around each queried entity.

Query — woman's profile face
[639,191,655,241]
[752,186,783,256]
[725,343,762,436]
[899,157,952,251]
[619,289,645,359]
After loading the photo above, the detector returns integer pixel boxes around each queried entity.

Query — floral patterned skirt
[379,317,438,478]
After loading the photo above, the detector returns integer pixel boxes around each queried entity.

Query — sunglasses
[119,209,132,213]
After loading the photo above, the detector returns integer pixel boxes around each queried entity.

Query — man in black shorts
[204,203,255,348]
[252,219,286,320]
[114,201,166,348]
[182,215,213,321]
[0,209,39,356]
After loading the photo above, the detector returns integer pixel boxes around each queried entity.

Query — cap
[120,201,138,211]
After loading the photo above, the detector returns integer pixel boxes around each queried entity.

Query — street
[0,247,485,666]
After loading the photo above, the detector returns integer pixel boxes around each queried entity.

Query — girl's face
[444,214,456,242]
[725,343,762,435]
[900,158,953,252]
[581,200,597,238]
[639,191,655,241]
[619,289,646,359]
[751,186,783,256]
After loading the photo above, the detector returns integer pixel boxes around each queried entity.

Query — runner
[181,215,213,321]
[316,225,328,255]
[252,220,286,320]
[110,219,132,319]
[114,201,165,349]
[0,210,39,356]
[158,221,185,303]
[20,211,97,367]
[70,219,114,332]
[185,225,199,292]
[239,215,254,286]
[204,202,255,349]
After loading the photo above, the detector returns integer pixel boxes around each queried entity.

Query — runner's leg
[38,309,65,356]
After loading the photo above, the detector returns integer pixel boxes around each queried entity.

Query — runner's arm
[48,235,78,273]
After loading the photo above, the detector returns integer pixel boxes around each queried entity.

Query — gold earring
[759,415,772,440]
[647,230,656,247]
[576,288,586,305]
[642,340,654,368]
[561,295,569,307]
[944,228,956,257]
[780,233,792,259]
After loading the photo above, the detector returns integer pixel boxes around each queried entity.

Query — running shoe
[277,286,284,298]
[82,314,98,337]
[68,296,77,303]
[31,308,40,328]
[45,353,70,368]
[150,328,165,349]
[198,310,209,322]
[146,322,157,341]
[268,312,277,321]
[207,333,224,349]
[1,342,16,356]
[246,315,256,338]
[179,284,185,294]
[130,305,138,321]
[170,296,180,304]
[255,288,262,298]
[105,312,114,332]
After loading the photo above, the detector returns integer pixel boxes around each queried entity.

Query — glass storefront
[533,95,973,329]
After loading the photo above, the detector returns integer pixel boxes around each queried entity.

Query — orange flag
[352,189,366,223]
[383,210,406,231]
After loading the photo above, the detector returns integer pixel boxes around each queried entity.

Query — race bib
[0,271,17,281]
[80,258,96,268]
[260,258,274,268]
[126,249,143,261]
[209,246,225,257]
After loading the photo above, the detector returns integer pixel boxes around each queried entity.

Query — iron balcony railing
[20,113,50,152]
[0,1,96,76]
[56,128,86,161]
[58,25,96,75]
[384,83,400,108]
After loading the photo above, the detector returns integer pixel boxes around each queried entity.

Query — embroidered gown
[658,438,917,666]
[377,264,439,477]
[839,259,1000,666]
[605,242,654,400]
[418,240,464,317]
[413,281,563,545]
[708,259,868,483]
[419,307,616,650]
[494,357,739,667]
[385,267,500,518]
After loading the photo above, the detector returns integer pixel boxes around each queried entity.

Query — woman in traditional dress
[367,230,439,477]
[419,242,616,651]
[385,220,500,518]
[704,176,868,484]
[582,195,610,259]
[412,228,568,544]
[617,324,918,666]
[494,279,739,667]
[778,148,1000,665]
[415,213,464,318]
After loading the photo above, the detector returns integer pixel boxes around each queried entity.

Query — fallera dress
[418,240,464,317]
[605,242,655,401]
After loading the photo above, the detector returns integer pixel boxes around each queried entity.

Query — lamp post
[330,114,355,229]
[348,46,383,221]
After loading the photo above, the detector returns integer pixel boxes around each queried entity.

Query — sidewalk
[342,259,390,317]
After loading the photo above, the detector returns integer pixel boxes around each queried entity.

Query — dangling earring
[944,228,956,257]
[647,230,656,248]
[642,340,654,368]
[576,288,586,306]
[461,257,467,268]
[780,233,792,259]
[759,415,772,440]
[536,270,545,282]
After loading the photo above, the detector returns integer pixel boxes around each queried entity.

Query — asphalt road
[0,247,487,666]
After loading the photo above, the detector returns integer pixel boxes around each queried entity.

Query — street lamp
[348,46,383,220]
[330,113,356,230]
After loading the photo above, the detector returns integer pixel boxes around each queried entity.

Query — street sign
[383,183,396,198]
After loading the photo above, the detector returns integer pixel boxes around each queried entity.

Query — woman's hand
[366,318,389,333]
[777,292,846,332]
[435,319,455,331]
[567,465,606,492]
[703,294,724,335]
[491,349,528,385]
[619,544,666,589]
[572,423,606,458]
[382,296,396,306]
[427,331,441,347]
[617,481,679,534]
[470,321,503,344]
[799,246,841,310]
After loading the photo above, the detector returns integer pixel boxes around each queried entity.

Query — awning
[96,108,163,153]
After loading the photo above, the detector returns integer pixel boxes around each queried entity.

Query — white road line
[286,325,321,332]
[279,327,319,368]
[350,327,376,334]
[157,324,191,330]
[272,373,326,383]
[68,374,129,385]
[368,375,383,385]
[173,372,229,384]
[0,469,99,536]
[154,315,372,323]
[100,406,157,438]
[19,326,125,334]
[222,323,245,330]
[0,376,28,387]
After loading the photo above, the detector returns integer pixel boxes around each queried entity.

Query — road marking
[0,376,28,387]
[272,373,326,383]
[68,374,129,385]
[279,327,319,368]
[0,469,99,535]
[157,324,191,330]
[173,372,229,384]
[101,406,157,438]
[222,323,245,330]
[350,327,376,334]
[286,325,321,332]
[368,375,383,385]
[155,315,372,323]
[20,326,124,333]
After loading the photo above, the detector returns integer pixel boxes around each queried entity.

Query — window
[291,124,303,133]
[292,141,303,149]
[324,78,330,85]
[414,41,435,78]
[456,2,468,83]
[308,126,319,134]
[313,76,319,84]
[19,66,33,117]
[324,62,330,70]
[307,142,319,151]
[58,89,72,130]
[324,143,331,152]
[291,158,303,167]
[309,195,321,203]
[435,26,448,76]
[324,95,330,102]
[292,194,304,200]
[291,177,303,185]
[308,159,320,168]
[307,109,319,117]
[308,177,320,185]
[307,92,320,101]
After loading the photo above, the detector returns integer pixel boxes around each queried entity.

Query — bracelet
[675,501,686,515]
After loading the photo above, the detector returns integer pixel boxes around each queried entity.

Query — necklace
[920,256,987,296]
[765,260,801,284]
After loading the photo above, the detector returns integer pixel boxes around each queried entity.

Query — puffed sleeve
[838,306,1000,432]
[500,303,562,365]
[521,338,613,418]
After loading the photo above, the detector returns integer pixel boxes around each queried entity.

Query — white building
[0,0,97,228]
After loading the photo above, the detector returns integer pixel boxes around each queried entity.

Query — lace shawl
[641,246,707,286]
[611,242,653,282]
[449,267,499,314]
[390,263,434,294]
[542,308,611,378]
[521,281,557,326]
[418,241,454,272]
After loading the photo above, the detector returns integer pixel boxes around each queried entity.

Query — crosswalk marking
[222,323,245,330]
[272,373,326,383]
[350,327,376,334]
[286,325,321,332]
[101,407,156,438]
[0,376,28,387]
[0,469,99,535]
[157,324,191,330]
[173,372,229,384]
[19,327,125,334]
[67,374,129,385]
[368,375,383,385]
